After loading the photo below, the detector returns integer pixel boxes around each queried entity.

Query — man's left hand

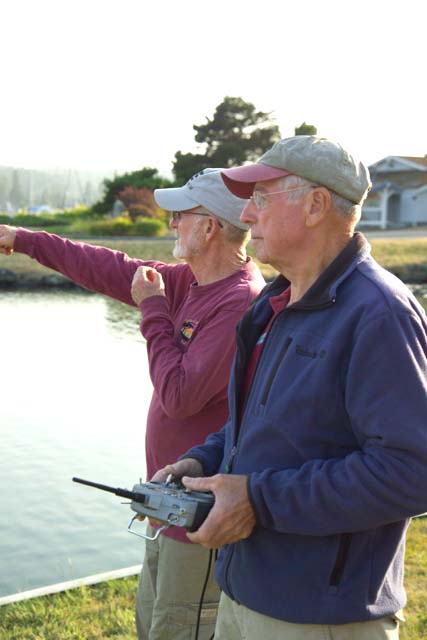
[183,474,256,548]
[131,266,165,305]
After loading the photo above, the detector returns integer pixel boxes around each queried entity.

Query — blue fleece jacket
[184,233,427,625]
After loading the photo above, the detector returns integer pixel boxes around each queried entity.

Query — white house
[360,156,427,229]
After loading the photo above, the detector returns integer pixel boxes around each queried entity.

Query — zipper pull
[225,446,237,473]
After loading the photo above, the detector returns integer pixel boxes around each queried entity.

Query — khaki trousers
[214,592,403,640]
[135,525,220,640]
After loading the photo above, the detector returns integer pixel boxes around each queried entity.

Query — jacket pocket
[260,337,293,406]
[329,533,352,590]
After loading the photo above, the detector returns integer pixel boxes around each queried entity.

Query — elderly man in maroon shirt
[0,168,265,640]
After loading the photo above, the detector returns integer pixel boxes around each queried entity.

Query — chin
[173,241,187,260]
[252,248,269,264]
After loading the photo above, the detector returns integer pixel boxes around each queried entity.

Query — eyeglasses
[172,211,223,227]
[250,185,315,211]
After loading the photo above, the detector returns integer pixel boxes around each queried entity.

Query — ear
[205,217,220,238]
[304,187,331,228]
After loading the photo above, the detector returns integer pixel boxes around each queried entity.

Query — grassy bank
[1,235,427,284]
[1,517,426,639]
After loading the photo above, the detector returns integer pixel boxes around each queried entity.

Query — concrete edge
[0,564,142,607]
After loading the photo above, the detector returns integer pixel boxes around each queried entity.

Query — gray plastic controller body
[130,482,214,532]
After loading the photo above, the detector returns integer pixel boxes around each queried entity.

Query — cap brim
[221,163,291,198]
[154,186,198,211]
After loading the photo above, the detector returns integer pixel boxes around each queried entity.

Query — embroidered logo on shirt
[180,319,199,344]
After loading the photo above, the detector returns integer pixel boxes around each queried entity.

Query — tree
[173,96,281,183]
[117,186,159,222]
[295,122,317,136]
[0,175,9,205]
[9,170,25,210]
[92,167,173,215]
[173,151,210,185]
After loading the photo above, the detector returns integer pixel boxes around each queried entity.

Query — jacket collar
[262,232,370,311]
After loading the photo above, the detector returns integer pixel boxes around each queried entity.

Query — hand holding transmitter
[72,476,214,541]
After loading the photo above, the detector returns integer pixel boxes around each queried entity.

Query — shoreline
[0,268,86,289]
[1,234,427,288]
[1,263,427,289]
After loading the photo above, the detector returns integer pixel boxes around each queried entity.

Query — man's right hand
[137,459,204,524]
[0,225,18,255]
[150,458,204,484]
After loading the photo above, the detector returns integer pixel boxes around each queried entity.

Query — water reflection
[104,296,143,339]
[0,289,150,598]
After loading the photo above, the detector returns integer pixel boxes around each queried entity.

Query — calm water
[0,290,151,598]
[0,285,426,599]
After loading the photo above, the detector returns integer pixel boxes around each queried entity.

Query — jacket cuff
[246,474,261,525]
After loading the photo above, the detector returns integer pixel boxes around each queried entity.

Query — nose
[169,216,178,230]
[240,198,257,226]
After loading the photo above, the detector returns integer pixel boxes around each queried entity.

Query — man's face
[240,177,309,271]
[170,208,207,261]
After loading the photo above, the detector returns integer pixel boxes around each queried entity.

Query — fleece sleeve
[248,309,427,535]
[179,423,228,477]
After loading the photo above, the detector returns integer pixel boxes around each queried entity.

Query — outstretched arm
[0,225,168,305]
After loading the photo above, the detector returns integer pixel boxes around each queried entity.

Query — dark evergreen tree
[173,96,281,183]
[294,122,318,136]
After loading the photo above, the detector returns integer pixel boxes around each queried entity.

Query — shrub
[51,207,99,224]
[12,213,68,227]
[85,217,133,236]
[118,186,158,222]
[70,216,167,237]
[132,218,167,236]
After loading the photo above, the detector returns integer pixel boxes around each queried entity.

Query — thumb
[146,267,156,282]
[150,269,164,287]
[182,476,212,492]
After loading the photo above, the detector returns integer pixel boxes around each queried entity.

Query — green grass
[1,518,426,639]
[1,236,427,284]
[0,577,139,639]
[368,238,427,283]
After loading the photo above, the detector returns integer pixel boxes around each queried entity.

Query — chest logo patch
[180,319,199,344]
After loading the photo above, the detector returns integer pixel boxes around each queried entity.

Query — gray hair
[220,219,250,246]
[195,207,250,246]
[279,175,361,221]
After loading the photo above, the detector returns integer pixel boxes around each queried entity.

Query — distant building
[27,205,55,215]
[360,156,427,229]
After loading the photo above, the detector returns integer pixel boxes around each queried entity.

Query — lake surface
[0,284,426,599]
[0,290,151,598]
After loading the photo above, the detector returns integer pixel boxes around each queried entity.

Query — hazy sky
[1,0,426,177]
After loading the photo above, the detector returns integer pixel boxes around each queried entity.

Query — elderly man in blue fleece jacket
[153,136,427,640]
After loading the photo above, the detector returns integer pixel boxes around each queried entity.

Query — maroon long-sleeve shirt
[15,229,265,541]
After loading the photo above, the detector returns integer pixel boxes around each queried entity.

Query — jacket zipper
[260,336,293,406]
[329,533,352,588]
[225,446,237,473]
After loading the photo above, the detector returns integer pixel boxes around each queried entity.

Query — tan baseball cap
[221,136,371,205]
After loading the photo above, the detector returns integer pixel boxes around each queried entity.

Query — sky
[1,0,426,178]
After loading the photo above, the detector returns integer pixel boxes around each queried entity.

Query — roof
[370,182,404,194]
[369,155,427,173]
[399,156,427,167]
